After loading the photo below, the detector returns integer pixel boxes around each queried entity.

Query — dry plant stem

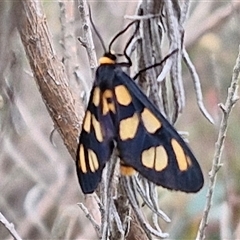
[101,161,115,240]
[58,1,82,88]
[78,203,101,236]
[15,0,83,159]
[125,14,162,20]
[180,0,190,25]
[182,47,214,124]
[134,178,170,222]
[140,0,162,110]
[196,46,240,240]
[165,0,185,122]
[0,212,22,240]
[58,1,71,77]
[123,177,169,239]
[78,0,98,79]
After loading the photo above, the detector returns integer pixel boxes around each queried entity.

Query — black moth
[76,21,204,194]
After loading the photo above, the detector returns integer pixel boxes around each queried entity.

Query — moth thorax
[99,52,116,65]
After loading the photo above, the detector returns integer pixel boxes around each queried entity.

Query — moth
[76,21,204,194]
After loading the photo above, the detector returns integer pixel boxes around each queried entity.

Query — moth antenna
[88,4,107,53]
[122,20,140,67]
[133,49,178,80]
[108,20,139,54]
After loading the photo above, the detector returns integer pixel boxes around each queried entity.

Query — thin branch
[196,46,240,240]
[78,0,98,79]
[180,0,191,25]
[122,177,169,239]
[139,0,163,111]
[182,47,214,124]
[164,0,185,123]
[78,203,101,237]
[134,177,170,222]
[124,14,162,20]
[0,212,22,240]
[58,1,85,95]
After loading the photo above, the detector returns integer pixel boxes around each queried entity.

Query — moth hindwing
[76,53,204,194]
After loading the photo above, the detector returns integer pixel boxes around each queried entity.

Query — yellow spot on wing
[141,108,161,133]
[115,85,132,106]
[102,89,115,115]
[83,111,91,133]
[88,149,99,172]
[141,147,155,168]
[79,144,87,173]
[119,113,139,140]
[92,115,103,142]
[186,156,192,166]
[141,146,168,171]
[92,87,100,107]
[102,96,108,115]
[155,146,168,171]
[171,139,188,171]
[103,89,113,99]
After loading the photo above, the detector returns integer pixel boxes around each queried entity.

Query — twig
[78,203,101,237]
[164,0,185,123]
[0,212,22,240]
[78,0,98,79]
[196,46,240,240]
[134,177,170,222]
[124,13,162,20]
[180,0,191,25]
[58,1,84,95]
[182,47,214,124]
[138,0,162,111]
[122,177,169,239]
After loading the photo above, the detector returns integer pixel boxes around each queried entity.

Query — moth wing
[114,70,203,192]
[76,85,115,194]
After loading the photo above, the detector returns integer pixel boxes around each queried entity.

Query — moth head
[99,52,117,65]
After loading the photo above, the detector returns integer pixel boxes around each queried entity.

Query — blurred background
[1,1,240,239]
